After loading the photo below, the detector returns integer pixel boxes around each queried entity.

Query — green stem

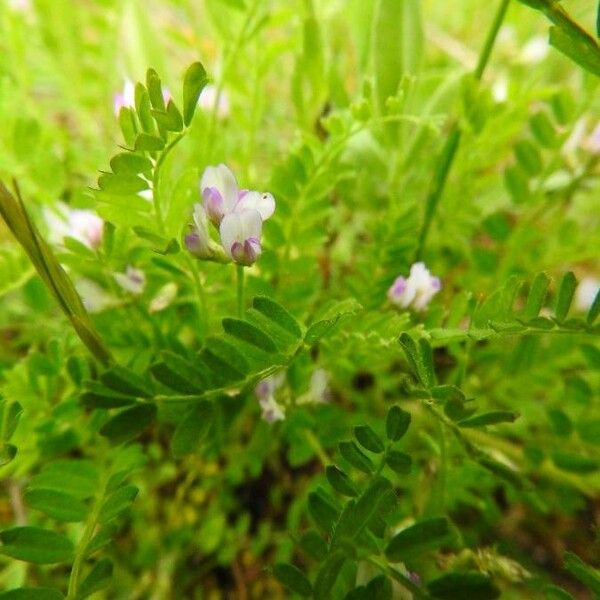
[474,0,512,81]
[435,417,447,514]
[152,131,186,235]
[182,253,208,338]
[66,473,107,599]
[415,0,510,260]
[236,264,245,318]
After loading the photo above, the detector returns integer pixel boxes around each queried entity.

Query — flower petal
[235,191,275,220]
[220,209,262,264]
[200,164,239,213]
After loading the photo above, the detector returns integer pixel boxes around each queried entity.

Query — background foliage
[0,0,599,598]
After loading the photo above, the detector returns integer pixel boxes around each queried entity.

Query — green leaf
[0,527,73,564]
[78,558,113,599]
[543,585,576,600]
[135,84,155,133]
[385,450,412,475]
[304,299,362,344]
[81,382,137,409]
[504,165,530,203]
[339,441,374,473]
[554,272,577,321]
[549,26,600,78]
[313,550,346,600]
[428,572,500,599]
[0,443,17,466]
[183,62,208,126]
[514,139,543,175]
[529,111,558,148]
[171,401,214,457]
[151,104,184,133]
[332,477,394,544]
[365,575,392,600]
[134,133,165,152]
[354,425,384,453]
[299,530,328,561]
[522,272,550,321]
[118,107,137,146]
[198,337,249,385]
[109,152,152,175]
[385,517,451,561]
[151,352,206,394]
[0,589,64,600]
[146,68,166,111]
[222,318,278,353]
[99,403,157,444]
[308,489,339,534]
[458,411,518,428]
[272,563,312,597]
[98,485,138,523]
[100,366,153,398]
[399,334,435,388]
[2,401,22,440]
[29,460,99,499]
[325,465,358,497]
[552,451,598,474]
[587,289,600,324]
[478,457,523,489]
[98,173,148,195]
[386,406,411,441]
[252,296,302,340]
[564,551,600,594]
[24,489,88,522]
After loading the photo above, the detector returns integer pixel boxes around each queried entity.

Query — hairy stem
[236,264,245,318]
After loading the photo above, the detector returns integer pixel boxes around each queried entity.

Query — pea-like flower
[184,204,227,262]
[388,262,441,311]
[189,164,275,266]
[114,266,146,295]
[255,373,286,423]
[44,202,104,250]
[200,164,275,226]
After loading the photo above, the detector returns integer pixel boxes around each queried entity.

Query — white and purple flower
[44,202,104,250]
[186,164,275,267]
[114,266,146,295]
[388,262,441,311]
[255,373,286,423]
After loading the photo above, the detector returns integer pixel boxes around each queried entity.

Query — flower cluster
[388,262,441,311]
[185,164,275,267]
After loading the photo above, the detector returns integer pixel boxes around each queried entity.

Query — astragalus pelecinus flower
[388,262,441,311]
[184,204,227,262]
[255,373,286,423]
[186,164,275,267]
[44,202,104,250]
